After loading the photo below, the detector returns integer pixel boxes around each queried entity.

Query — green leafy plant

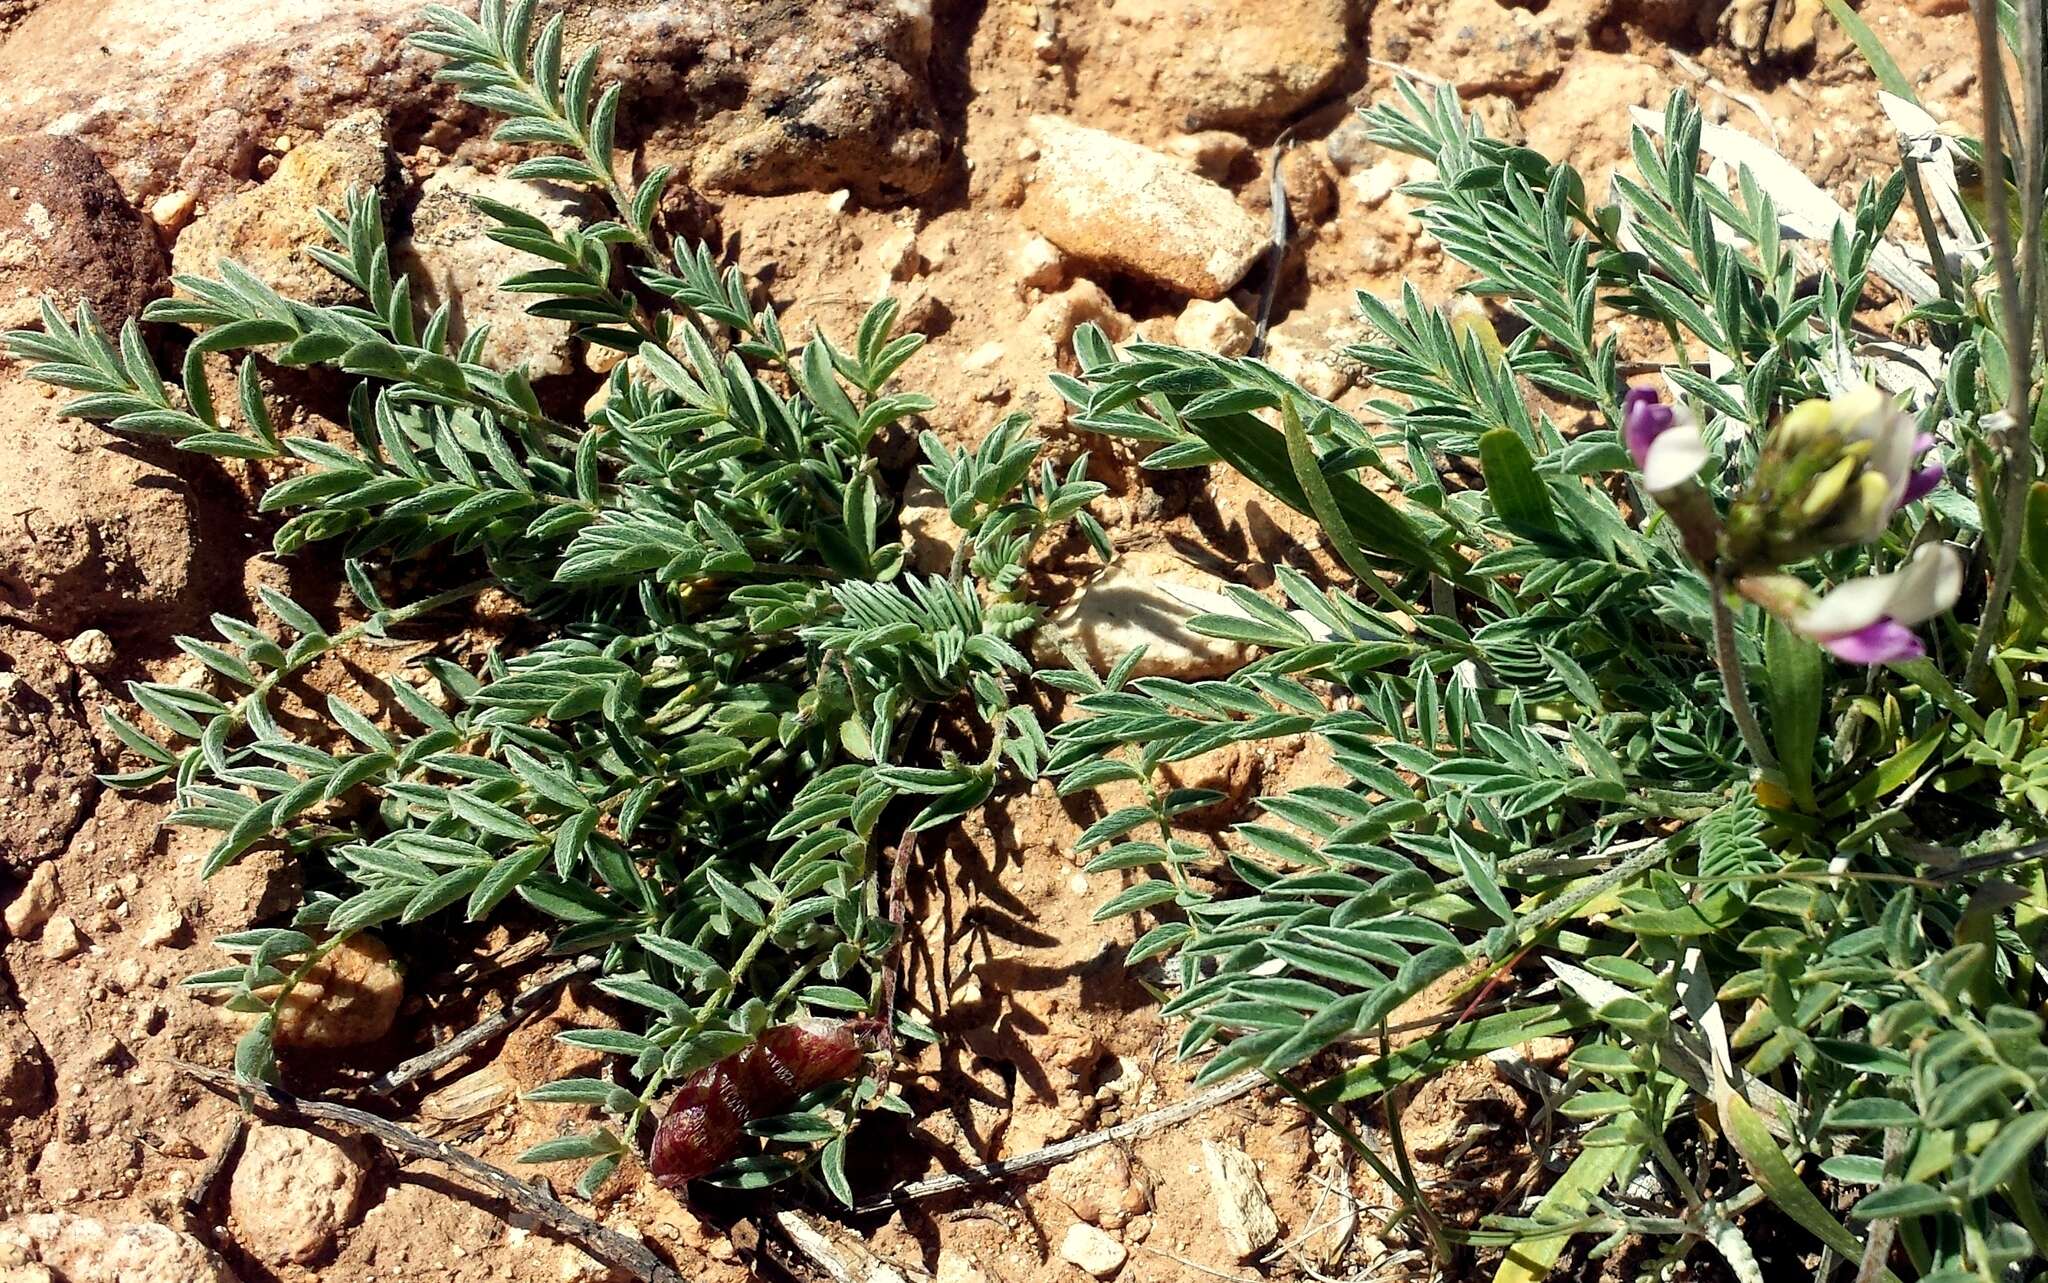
[1042,24,2048,1282]
[4,0,1101,1202]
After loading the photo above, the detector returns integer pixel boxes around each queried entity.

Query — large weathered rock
[1093,0,1362,130]
[592,0,947,200]
[0,2,46,42]
[0,376,198,636]
[1399,0,1571,101]
[1022,117,1263,299]
[0,133,166,331]
[0,0,945,206]
[228,1124,368,1265]
[0,1214,240,1283]
[399,166,588,378]
[171,110,392,305]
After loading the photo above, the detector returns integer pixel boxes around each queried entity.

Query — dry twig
[368,954,602,1097]
[773,1208,928,1283]
[1249,132,1297,360]
[852,1069,1263,1213]
[181,1115,246,1218]
[170,1059,681,1283]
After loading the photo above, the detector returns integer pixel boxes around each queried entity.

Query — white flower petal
[1796,573,1901,638]
[1884,542,1964,626]
[1868,413,1919,502]
[1832,384,1889,442]
[1795,543,1965,639]
[1642,423,1708,492]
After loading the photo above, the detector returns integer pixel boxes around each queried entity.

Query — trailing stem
[1964,0,2043,689]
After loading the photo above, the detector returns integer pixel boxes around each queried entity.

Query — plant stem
[1710,572,1779,776]
[1964,0,2041,689]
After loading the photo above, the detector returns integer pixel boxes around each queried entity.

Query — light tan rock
[1164,130,1251,181]
[1202,1140,1280,1259]
[3,864,57,938]
[62,629,115,672]
[191,842,303,933]
[0,1213,239,1283]
[171,109,391,304]
[135,909,185,949]
[1033,549,1256,679]
[1023,116,1263,299]
[399,166,590,378]
[1099,0,1360,129]
[148,190,196,236]
[38,914,81,961]
[228,1124,368,1265]
[1025,279,1133,372]
[935,1249,989,1283]
[0,1007,51,1120]
[897,475,963,576]
[1047,1146,1148,1230]
[1174,297,1254,357]
[265,934,402,1049]
[0,0,945,206]
[1015,234,1067,291]
[1058,1223,1126,1279]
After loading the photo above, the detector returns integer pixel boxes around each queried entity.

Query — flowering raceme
[1625,382,1959,664]
[1722,383,1944,570]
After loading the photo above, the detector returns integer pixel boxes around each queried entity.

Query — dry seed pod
[649,1018,874,1190]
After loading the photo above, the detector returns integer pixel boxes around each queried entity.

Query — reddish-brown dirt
[0,1,1978,1280]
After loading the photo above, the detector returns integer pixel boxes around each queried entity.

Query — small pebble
[41,915,83,961]
[1060,1223,1127,1279]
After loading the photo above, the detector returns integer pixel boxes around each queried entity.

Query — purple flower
[1794,543,1964,664]
[1622,386,1707,495]
[1900,433,1945,507]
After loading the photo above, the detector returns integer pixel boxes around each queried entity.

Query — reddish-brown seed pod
[649,1019,872,1190]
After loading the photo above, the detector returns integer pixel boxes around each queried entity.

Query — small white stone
[1015,235,1066,291]
[1059,1223,1126,1279]
[1350,159,1403,210]
[1202,1140,1280,1259]
[135,909,185,950]
[1033,549,1257,679]
[936,1248,989,1283]
[873,226,922,280]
